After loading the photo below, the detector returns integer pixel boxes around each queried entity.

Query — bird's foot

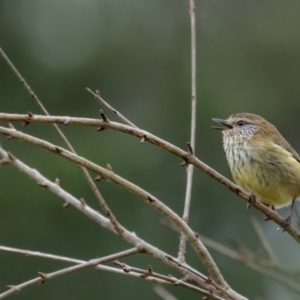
[247,193,256,210]
[277,199,295,232]
[277,215,292,232]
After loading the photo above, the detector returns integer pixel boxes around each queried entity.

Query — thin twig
[0,131,227,288]
[165,256,235,300]
[0,146,246,299]
[178,0,197,264]
[0,248,139,299]
[0,113,299,243]
[0,245,222,299]
[0,47,124,236]
[114,261,225,300]
[86,88,137,128]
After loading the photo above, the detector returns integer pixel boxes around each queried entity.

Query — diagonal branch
[0,248,139,299]
[0,47,122,234]
[0,113,299,243]
[0,146,247,299]
[0,129,227,288]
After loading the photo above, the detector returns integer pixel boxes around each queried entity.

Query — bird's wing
[274,137,300,163]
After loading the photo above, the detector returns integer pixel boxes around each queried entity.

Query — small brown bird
[212,113,300,229]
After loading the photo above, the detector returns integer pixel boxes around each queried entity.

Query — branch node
[37,272,47,284]
[22,121,31,127]
[63,119,70,125]
[38,182,48,188]
[187,142,194,155]
[7,152,14,161]
[100,110,109,122]
[27,111,34,118]
[106,164,112,171]
[147,196,156,203]
[140,135,147,143]
[80,198,86,206]
[6,285,14,289]
[180,159,189,166]
[54,147,62,154]
[94,175,103,181]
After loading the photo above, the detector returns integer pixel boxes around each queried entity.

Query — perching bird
[212,113,300,229]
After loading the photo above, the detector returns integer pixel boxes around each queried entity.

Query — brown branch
[0,47,123,235]
[113,261,225,300]
[178,0,197,264]
[0,248,140,299]
[0,113,299,243]
[0,146,237,296]
[0,128,228,288]
[86,88,138,128]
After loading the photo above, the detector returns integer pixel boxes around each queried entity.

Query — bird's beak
[211,118,232,131]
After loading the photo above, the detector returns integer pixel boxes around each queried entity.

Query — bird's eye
[237,120,246,126]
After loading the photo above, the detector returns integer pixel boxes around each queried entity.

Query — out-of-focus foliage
[1,1,300,299]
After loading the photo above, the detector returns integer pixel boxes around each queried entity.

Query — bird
[212,113,300,230]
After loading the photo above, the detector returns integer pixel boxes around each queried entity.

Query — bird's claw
[247,194,256,210]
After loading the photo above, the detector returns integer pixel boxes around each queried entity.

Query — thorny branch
[0,113,299,243]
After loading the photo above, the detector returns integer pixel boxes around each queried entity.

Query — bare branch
[0,248,140,299]
[0,47,120,234]
[86,88,137,128]
[0,146,247,299]
[0,113,299,243]
[114,261,225,300]
[0,130,227,288]
[178,0,197,264]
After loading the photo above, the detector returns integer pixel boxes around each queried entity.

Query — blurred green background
[1,0,300,299]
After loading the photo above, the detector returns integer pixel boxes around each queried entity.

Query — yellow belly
[228,145,300,208]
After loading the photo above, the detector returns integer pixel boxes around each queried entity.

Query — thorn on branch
[37,272,47,284]
[64,119,70,125]
[8,123,15,129]
[147,196,156,203]
[6,285,14,289]
[7,152,14,161]
[22,121,30,127]
[187,142,194,155]
[147,265,153,274]
[54,147,62,154]
[180,159,189,167]
[63,202,70,208]
[100,110,109,123]
[27,111,34,118]
[94,175,103,181]
[96,126,105,131]
[140,135,147,143]
[38,182,48,188]
[80,198,86,206]
[96,90,100,96]
[106,164,112,171]
[54,178,60,185]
